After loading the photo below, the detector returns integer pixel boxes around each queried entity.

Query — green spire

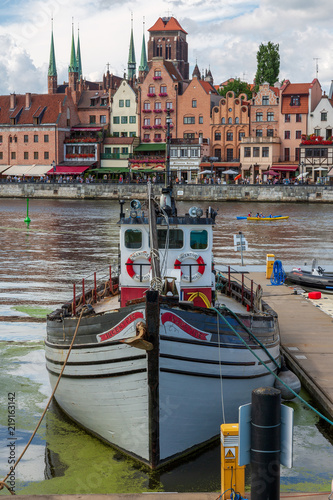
[48,19,57,77]
[139,19,148,73]
[127,14,136,80]
[76,26,82,81]
[68,21,78,73]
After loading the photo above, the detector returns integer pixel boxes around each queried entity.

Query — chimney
[59,100,63,113]
[10,93,16,110]
[25,92,31,109]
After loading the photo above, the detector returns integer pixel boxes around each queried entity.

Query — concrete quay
[11,493,331,499]
[244,271,333,420]
[0,182,333,202]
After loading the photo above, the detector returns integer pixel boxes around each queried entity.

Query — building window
[235,117,239,124]
[9,136,12,143]
[119,99,124,107]
[226,132,233,141]
[184,133,195,139]
[155,117,161,125]
[0,152,3,159]
[113,132,119,137]
[296,114,302,122]
[295,147,300,161]
[253,147,260,157]
[122,147,128,154]
[44,151,49,160]
[0,135,2,143]
[166,101,173,109]
[144,133,150,140]
[239,131,245,140]
[148,86,155,94]
[321,112,327,121]
[314,128,321,136]
[191,148,199,157]
[24,152,28,159]
[221,117,225,124]
[34,152,38,159]
[256,129,263,137]
[125,99,130,107]
[290,96,300,106]
[24,135,28,142]
[199,116,203,124]
[113,147,120,154]
[34,135,38,142]
[267,129,274,137]
[11,152,16,160]
[295,130,302,139]
[267,112,274,121]
[144,118,150,126]
[89,115,96,124]
[154,70,161,78]
[215,132,221,141]
[180,148,188,157]
[160,85,167,93]
[244,147,251,157]
[256,112,263,122]
[154,102,162,110]
[44,134,49,142]
[129,116,136,123]
[228,117,232,124]
[262,96,269,105]
[285,130,291,139]
[113,116,120,124]
[285,114,290,123]
[284,148,290,161]
[192,99,197,108]
[262,147,269,157]
[184,116,195,124]
[121,116,128,124]
[100,115,106,124]
[144,102,150,110]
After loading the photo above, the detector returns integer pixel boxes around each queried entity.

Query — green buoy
[24,197,31,225]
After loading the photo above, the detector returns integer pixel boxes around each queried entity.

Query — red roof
[199,80,218,95]
[282,83,313,95]
[0,94,67,125]
[148,16,187,34]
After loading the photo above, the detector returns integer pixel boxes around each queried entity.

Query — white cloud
[0,0,332,95]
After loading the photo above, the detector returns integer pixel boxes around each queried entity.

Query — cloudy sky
[0,0,332,95]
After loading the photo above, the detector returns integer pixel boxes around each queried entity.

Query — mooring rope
[0,307,86,495]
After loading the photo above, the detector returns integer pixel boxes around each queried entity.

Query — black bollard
[251,387,281,500]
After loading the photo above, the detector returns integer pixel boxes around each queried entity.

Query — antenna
[313,57,320,79]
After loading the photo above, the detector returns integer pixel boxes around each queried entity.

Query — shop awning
[24,165,53,177]
[2,165,35,176]
[271,165,299,172]
[94,167,129,174]
[46,165,91,176]
[0,165,12,174]
[134,144,166,152]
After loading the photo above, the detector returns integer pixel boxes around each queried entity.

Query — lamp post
[301,161,304,184]
[128,161,132,183]
[165,110,172,187]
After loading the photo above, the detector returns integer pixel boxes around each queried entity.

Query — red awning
[47,166,90,176]
[271,165,299,172]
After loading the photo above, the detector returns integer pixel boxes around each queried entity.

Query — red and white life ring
[174,252,205,282]
[126,251,151,282]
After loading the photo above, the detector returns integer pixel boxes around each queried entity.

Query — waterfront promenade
[1,182,333,202]
[11,492,332,499]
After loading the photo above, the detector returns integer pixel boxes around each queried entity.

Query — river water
[0,198,332,495]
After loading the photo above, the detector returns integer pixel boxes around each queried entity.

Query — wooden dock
[245,271,333,419]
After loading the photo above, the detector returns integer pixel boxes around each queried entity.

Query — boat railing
[216,264,277,318]
[69,264,119,316]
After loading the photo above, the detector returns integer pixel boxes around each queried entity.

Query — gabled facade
[111,80,138,138]
[138,57,182,144]
[177,76,219,158]
[212,91,250,162]
[76,90,110,129]
[279,79,322,163]
[308,93,333,140]
[251,83,280,140]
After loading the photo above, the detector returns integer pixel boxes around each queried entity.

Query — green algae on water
[13,305,53,318]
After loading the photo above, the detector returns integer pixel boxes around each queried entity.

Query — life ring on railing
[174,252,205,282]
[126,251,151,282]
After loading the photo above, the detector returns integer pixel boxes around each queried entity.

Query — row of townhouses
[0,16,333,183]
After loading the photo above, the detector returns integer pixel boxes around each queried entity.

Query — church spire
[76,24,82,82]
[69,20,78,73]
[48,18,57,94]
[127,13,136,81]
[139,17,148,76]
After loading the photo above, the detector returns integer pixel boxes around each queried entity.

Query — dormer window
[290,96,300,106]
[90,98,96,106]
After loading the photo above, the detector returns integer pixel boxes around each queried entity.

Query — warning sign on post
[225,448,235,459]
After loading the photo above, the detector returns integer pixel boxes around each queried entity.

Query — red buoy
[308,291,321,299]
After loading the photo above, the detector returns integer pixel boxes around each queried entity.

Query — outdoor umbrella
[198,170,213,175]
[314,167,327,171]
[296,172,309,179]
[263,170,279,176]
[222,169,238,175]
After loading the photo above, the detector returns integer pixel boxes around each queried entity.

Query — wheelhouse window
[157,229,183,249]
[125,229,142,249]
[190,230,208,250]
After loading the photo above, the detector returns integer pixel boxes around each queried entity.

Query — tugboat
[45,122,282,469]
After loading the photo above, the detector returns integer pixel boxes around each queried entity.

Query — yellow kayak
[247,216,289,221]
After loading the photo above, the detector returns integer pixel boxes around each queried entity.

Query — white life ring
[126,251,151,282]
[174,252,205,282]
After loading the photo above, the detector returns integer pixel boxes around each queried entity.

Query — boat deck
[243,271,333,418]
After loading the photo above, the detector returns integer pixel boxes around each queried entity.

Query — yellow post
[221,423,245,499]
[266,254,275,279]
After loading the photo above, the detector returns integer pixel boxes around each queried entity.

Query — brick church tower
[147,16,189,80]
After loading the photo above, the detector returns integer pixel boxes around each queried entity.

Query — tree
[218,78,253,99]
[254,41,280,91]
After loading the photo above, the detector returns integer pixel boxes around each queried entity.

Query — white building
[111,80,138,138]
[308,93,333,139]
